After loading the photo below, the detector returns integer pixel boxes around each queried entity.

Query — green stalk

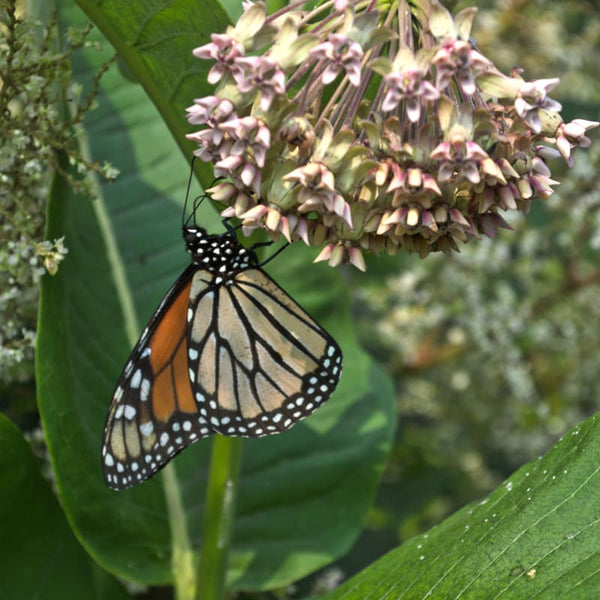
[196,435,243,600]
[163,463,197,600]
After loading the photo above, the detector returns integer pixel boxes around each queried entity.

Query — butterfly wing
[102,265,211,490]
[186,267,343,436]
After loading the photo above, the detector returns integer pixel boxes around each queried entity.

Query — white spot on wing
[124,405,136,420]
[130,369,142,389]
[140,422,154,436]
[140,379,150,401]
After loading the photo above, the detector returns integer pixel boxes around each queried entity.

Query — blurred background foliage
[0,0,115,430]
[1,0,600,598]
[308,1,600,597]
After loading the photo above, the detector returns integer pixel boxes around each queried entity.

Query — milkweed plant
[186,0,597,271]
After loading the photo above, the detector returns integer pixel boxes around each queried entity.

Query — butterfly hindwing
[186,267,343,436]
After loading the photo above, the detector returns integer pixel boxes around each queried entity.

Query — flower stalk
[196,436,243,600]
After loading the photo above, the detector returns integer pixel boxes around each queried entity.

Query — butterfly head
[183,226,258,276]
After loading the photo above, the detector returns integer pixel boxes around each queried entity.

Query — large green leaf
[72,0,230,183]
[36,0,396,591]
[0,415,131,600]
[323,412,600,599]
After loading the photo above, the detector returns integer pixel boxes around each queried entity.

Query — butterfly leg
[254,242,289,267]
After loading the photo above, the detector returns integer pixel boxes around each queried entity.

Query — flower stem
[163,464,196,600]
[195,435,243,600]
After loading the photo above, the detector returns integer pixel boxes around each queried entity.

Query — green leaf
[37,0,396,591]
[0,415,131,600]
[73,0,231,183]
[323,412,600,599]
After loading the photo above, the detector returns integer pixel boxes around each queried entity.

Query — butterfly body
[102,225,342,490]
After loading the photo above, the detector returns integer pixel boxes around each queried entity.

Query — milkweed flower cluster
[186,0,597,271]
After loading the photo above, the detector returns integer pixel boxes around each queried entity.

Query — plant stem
[196,435,243,600]
[163,463,196,600]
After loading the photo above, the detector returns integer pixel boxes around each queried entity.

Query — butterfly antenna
[257,242,290,267]
[222,219,244,236]
[182,156,197,229]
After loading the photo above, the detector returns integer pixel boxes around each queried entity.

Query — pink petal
[215,155,243,170]
[497,185,517,210]
[241,205,268,220]
[406,97,422,123]
[313,244,334,263]
[462,162,481,184]
[322,65,340,85]
[266,209,280,231]
[348,247,366,271]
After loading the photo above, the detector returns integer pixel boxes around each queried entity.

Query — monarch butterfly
[102,197,343,490]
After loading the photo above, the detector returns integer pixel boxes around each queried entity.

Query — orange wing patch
[149,278,192,373]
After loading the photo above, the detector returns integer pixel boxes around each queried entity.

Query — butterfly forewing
[102,226,343,490]
[102,267,211,490]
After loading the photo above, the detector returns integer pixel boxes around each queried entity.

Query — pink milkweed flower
[515,78,562,134]
[193,34,245,84]
[310,34,364,87]
[382,67,440,122]
[233,56,286,111]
